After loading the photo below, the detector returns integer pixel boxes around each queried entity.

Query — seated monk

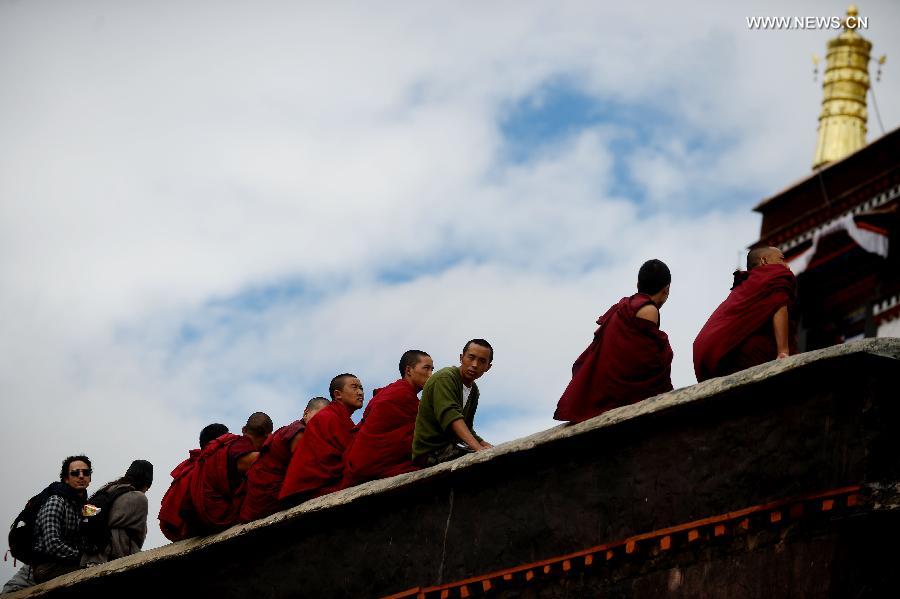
[693,247,797,382]
[279,374,364,504]
[158,423,228,541]
[190,412,273,533]
[554,259,674,423]
[239,397,329,522]
[342,350,434,488]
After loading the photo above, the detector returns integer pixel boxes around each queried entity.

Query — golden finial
[811,5,872,169]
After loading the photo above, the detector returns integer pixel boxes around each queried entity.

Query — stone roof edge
[15,337,900,598]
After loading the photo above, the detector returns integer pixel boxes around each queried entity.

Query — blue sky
[2,0,899,574]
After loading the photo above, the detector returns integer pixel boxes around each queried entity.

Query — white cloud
[1,0,898,580]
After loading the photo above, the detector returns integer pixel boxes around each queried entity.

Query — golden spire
[812,5,873,170]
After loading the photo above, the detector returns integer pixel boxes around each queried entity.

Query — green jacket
[412,366,482,459]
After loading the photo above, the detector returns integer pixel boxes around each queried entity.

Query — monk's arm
[635,304,660,325]
[449,419,486,452]
[289,432,303,455]
[237,451,260,473]
[773,305,789,358]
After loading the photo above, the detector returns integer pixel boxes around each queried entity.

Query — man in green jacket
[412,339,494,467]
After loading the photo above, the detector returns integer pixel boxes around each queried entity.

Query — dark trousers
[415,444,474,468]
[32,561,80,583]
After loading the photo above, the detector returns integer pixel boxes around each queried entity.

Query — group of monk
[158,341,495,539]
[158,246,796,539]
[555,246,797,422]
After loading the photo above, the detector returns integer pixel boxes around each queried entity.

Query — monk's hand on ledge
[480,441,494,450]
[777,352,789,360]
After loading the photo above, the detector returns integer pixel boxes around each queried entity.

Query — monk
[554,259,674,423]
[279,374,364,504]
[239,397,329,522]
[190,412,273,533]
[412,339,494,467]
[693,247,797,382]
[158,423,228,541]
[342,350,434,488]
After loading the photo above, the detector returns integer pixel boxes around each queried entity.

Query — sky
[2,0,899,578]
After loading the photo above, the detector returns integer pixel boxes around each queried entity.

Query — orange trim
[856,221,889,236]
[385,485,862,598]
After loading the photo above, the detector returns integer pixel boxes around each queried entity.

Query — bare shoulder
[635,303,660,324]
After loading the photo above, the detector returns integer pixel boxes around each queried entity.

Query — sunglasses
[69,469,92,477]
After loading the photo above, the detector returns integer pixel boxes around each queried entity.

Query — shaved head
[305,397,329,412]
[747,247,784,269]
[244,411,274,437]
[303,396,330,422]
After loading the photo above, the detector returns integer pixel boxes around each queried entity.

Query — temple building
[753,5,898,351]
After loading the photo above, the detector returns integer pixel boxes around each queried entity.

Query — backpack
[7,485,56,565]
[80,485,135,554]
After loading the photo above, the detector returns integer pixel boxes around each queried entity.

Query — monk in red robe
[279,374,364,504]
[693,247,797,382]
[343,350,434,488]
[554,259,674,423]
[239,397,329,522]
[158,422,228,541]
[191,412,272,533]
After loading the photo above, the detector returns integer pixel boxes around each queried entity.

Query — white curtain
[788,213,889,274]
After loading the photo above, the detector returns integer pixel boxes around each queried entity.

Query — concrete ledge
[12,337,900,598]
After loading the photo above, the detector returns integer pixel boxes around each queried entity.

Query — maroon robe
[158,449,201,541]
[189,433,245,533]
[279,401,354,502]
[554,293,674,423]
[342,379,420,488]
[693,264,797,382]
[239,419,306,522]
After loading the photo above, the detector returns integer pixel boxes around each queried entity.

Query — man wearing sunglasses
[31,455,92,583]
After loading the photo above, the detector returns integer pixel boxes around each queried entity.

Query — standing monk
[693,247,797,382]
[554,259,674,423]
[279,374,364,504]
[412,339,494,467]
[240,397,329,522]
[343,350,434,487]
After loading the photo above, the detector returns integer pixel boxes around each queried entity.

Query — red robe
[279,401,354,502]
[189,433,245,533]
[693,264,797,382]
[554,293,674,423]
[239,419,306,522]
[158,449,201,542]
[342,379,420,488]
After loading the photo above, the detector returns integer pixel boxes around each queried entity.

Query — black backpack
[80,485,134,554]
[7,485,56,565]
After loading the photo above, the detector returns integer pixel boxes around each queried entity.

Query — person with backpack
[30,455,92,583]
[81,460,153,566]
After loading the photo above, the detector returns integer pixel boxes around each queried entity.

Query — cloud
[1,0,898,579]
